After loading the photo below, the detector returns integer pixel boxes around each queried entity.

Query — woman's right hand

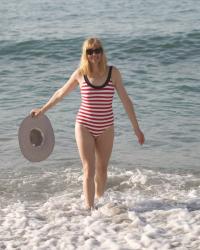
[30,108,43,117]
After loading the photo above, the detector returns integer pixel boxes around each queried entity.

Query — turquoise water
[0,1,200,249]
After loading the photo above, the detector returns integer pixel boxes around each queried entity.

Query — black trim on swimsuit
[84,66,113,89]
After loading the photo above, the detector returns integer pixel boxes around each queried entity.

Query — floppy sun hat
[18,114,55,162]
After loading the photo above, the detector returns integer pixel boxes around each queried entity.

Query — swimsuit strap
[84,66,113,89]
[107,65,113,82]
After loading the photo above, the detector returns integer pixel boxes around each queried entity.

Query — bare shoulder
[71,68,82,80]
[111,66,123,86]
[111,66,120,74]
[67,68,83,87]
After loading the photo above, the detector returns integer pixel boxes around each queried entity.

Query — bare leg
[75,123,95,209]
[95,126,114,199]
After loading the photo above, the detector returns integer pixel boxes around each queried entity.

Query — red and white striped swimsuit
[76,66,115,137]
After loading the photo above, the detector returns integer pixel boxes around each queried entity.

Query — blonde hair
[79,38,107,77]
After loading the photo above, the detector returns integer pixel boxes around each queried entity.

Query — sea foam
[0,168,199,249]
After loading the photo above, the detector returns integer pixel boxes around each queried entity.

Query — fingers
[136,130,145,145]
[30,109,41,117]
[30,110,36,117]
[30,110,35,117]
[140,133,145,145]
[139,136,145,145]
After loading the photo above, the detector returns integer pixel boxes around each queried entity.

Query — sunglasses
[86,47,103,55]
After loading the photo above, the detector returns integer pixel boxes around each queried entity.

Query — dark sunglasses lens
[86,48,102,55]
[86,49,93,55]
[94,48,102,54]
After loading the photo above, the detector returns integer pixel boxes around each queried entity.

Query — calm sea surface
[0,0,200,249]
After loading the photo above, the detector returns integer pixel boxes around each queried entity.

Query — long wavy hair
[79,38,107,77]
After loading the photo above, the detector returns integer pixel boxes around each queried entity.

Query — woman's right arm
[31,69,79,117]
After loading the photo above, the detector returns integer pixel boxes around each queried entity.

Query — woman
[31,37,145,209]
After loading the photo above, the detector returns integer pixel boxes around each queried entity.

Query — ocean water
[0,0,200,249]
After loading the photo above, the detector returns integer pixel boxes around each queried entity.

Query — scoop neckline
[84,66,112,89]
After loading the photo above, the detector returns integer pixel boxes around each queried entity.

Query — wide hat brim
[18,114,55,162]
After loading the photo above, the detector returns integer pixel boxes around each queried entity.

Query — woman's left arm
[113,67,145,145]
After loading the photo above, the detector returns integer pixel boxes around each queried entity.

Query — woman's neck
[91,64,99,75]
[90,64,106,77]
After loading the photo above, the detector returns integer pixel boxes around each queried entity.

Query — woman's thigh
[75,123,95,169]
[95,125,114,168]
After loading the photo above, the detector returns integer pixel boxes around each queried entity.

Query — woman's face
[86,45,103,65]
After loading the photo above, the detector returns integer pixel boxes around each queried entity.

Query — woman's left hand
[135,128,145,145]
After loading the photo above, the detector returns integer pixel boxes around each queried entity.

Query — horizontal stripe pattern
[76,81,115,137]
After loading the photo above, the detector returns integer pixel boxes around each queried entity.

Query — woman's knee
[96,165,107,178]
[83,163,95,179]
